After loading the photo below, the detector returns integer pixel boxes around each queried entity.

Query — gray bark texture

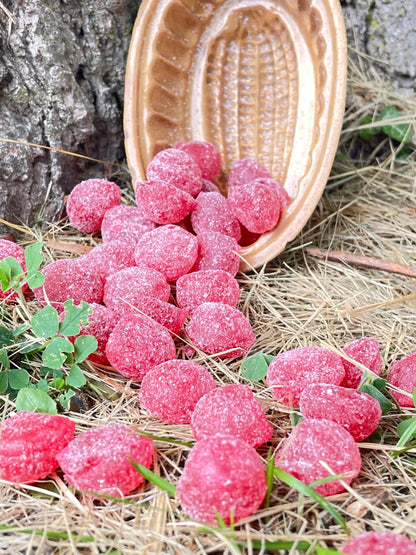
[0,0,414,232]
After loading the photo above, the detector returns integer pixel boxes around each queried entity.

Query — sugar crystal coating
[191,384,273,447]
[33,258,104,311]
[201,179,221,193]
[140,359,217,424]
[388,351,416,407]
[186,302,255,358]
[342,531,416,554]
[175,141,221,181]
[135,180,196,224]
[66,178,121,233]
[341,337,382,389]
[228,158,272,188]
[0,239,28,302]
[254,177,291,209]
[191,192,241,241]
[227,180,282,234]
[0,411,75,483]
[105,312,176,379]
[194,232,241,276]
[176,270,240,315]
[276,418,361,496]
[134,225,198,282]
[133,298,186,335]
[146,148,202,197]
[299,383,382,441]
[81,240,136,280]
[101,204,156,244]
[177,434,267,524]
[57,424,154,497]
[266,346,345,406]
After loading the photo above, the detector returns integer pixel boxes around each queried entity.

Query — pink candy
[191,192,241,241]
[72,303,116,365]
[341,337,382,389]
[135,180,196,224]
[146,148,202,197]
[101,204,156,244]
[0,411,75,483]
[140,360,217,424]
[342,531,416,554]
[388,351,416,407]
[186,302,255,358]
[266,346,345,406]
[228,158,272,188]
[177,435,267,524]
[299,383,382,442]
[66,178,121,233]
[176,270,240,315]
[194,231,241,276]
[81,240,136,280]
[276,419,361,496]
[191,384,272,447]
[57,425,154,497]
[175,141,221,181]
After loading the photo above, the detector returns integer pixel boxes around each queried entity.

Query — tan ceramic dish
[124,0,347,271]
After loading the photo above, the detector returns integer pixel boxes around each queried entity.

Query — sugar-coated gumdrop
[0,239,28,302]
[81,240,136,280]
[341,337,382,389]
[57,425,154,497]
[191,192,241,241]
[201,179,221,193]
[135,180,196,224]
[276,419,361,496]
[177,435,266,524]
[227,180,281,234]
[191,384,273,447]
[175,141,221,181]
[228,158,272,188]
[186,302,255,358]
[105,312,176,379]
[341,531,416,555]
[66,179,121,233]
[71,303,116,365]
[140,360,217,424]
[254,178,291,209]
[0,411,75,483]
[136,298,187,334]
[194,232,241,276]
[101,205,156,244]
[33,258,104,311]
[388,351,416,407]
[134,225,198,282]
[146,148,202,197]
[266,346,345,406]
[299,383,382,442]
[176,270,240,315]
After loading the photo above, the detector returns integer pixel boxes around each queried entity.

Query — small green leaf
[59,300,92,336]
[24,242,44,274]
[0,263,11,291]
[396,146,413,161]
[15,387,57,414]
[371,378,387,391]
[241,353,272,381]
[42,336,74,369]
[37,379,49,392]
[380,105,413,143]
[4,257,24,288]
[359,115,382,140]
[51,377,65,390]
[58,389,76,410]
[26,270,45,288]
[359,383,392,415]
[0,348,9,370]
[0,326,14,348]
[19,341,43,354]
[397,418,416,444]
[31,305,59,338]
[315,548,343,555]
[12,324,31,337]
[0,370,8,393]
[66,364,87,388]
[74,335,97,363]
[129,459,177,498]
[9,368,30,389]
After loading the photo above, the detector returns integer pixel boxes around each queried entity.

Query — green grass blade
[129,459,176,498]
[0,524,94,542]
[243,540,311,551]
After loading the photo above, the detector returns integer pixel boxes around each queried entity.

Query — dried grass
[1,50,416,554]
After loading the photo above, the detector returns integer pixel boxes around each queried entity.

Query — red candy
[228,158,272,188]
[276,419,361,496]
[191,192,241,241]
[72,303,116,365]
[201,179,221,193]
[254,177,291,210]
[176,270,240,315]
[194,232,241,276]
[140,360,217,424]
[0,239,28,302]
[57,425,154,497]
[101,204,156,244]
[227,180,282,234]
[177,435,267,524]
[146,148,202,197]
[0,411,75,483]
[135,298,186,334]
[66,178,121,233]
[389,351,416,407]
[81,240,136,280]
[135,180,196,224]
[191,384,273,447]
[266,346,345,406]
[341,337,382,389]
[175,140,221,181]
[105,312,176,380]
[342,531,416,555]
[33,258,104,311]
[186,302,256,358]
[299,383,382,442]
[134,225,198,282]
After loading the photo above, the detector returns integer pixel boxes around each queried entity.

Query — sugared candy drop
[146,148,202,197]
[388,351,416,407]
[194,231,241,276]
[175,141,221,181]
[341,531,416,554]
[228,158,272,188]
[101,204,156,244]
[191,192,241,241]
[72,303,116,365]
[341,337,382,389]
[135,180,196,224]
[81,240,136,280]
